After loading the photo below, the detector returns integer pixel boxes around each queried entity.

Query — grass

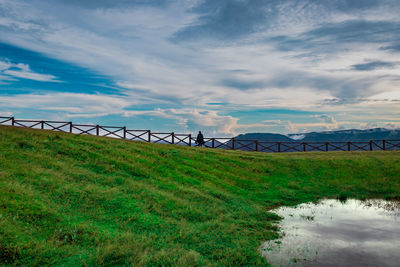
[0,125,399,266]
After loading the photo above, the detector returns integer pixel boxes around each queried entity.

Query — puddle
[261,199,400,266]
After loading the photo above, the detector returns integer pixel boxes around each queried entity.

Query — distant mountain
[295,128,400,142]
[234,133,292,142]
[235,128,400,142]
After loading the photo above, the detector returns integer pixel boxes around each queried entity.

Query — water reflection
[261,199,400,266]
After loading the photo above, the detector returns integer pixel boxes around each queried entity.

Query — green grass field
[1,126,400,266]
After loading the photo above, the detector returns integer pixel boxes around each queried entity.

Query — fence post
[148,130,151,142]
[347,142,351,151]
[41,121,44,129]
[11,117,15,126]
[369,140,373,151]
[325,142,328,152]
[188,134,191,147]
[96,125,99,136]
[255,140,258,151]
[69,122,73,133]
[212,138,215,148]
[171,132,175,144]
[278,142,281,152]
[232,138,235,150]
[303,142,306,152]
[123,127,126,139]
[382,140,386,150]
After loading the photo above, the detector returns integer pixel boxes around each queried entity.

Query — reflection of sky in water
[261,199,400,267]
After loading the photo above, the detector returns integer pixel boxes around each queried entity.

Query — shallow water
[261,199,400,266]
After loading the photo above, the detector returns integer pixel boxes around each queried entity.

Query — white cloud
[0,60,59,82]
[0,92,130,114]
[0,111,13,117]
[289,134,305,140]
[312,114,338,130]
[0,60,11,70]
[3,69,58,82]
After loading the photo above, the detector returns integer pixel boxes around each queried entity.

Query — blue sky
[0,0,399,136]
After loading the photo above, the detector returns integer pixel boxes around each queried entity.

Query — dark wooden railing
[1,117,399,153]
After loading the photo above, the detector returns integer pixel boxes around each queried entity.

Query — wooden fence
[1,116,399,153]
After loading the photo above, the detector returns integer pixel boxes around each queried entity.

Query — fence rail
[1,116,399,153]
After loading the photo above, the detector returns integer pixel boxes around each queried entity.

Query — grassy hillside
[1,126,400,266]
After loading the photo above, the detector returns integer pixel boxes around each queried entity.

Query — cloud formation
[0,0,399,135]
[0,60,59,82]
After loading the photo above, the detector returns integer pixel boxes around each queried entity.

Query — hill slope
[1,126,400,266]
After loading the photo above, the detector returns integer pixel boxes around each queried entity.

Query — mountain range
[235,128,400,142]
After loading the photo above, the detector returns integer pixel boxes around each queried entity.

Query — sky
[0,0,400,136]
